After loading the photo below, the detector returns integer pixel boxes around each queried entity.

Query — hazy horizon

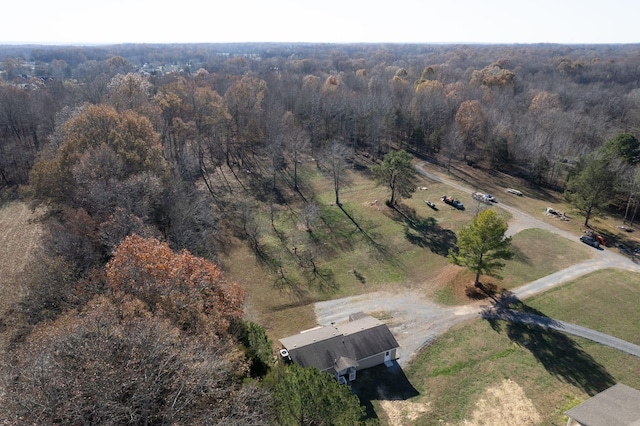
[3,0,639,45]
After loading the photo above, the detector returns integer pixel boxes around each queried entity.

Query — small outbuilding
[278,313,399,384]
[564,383,640,426]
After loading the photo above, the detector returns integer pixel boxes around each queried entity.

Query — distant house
[565,383,640,426]
[278,313,399,384]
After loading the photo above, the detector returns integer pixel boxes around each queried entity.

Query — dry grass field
[0,202,43,321]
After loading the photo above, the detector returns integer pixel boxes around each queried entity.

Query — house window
[349,368,356,382]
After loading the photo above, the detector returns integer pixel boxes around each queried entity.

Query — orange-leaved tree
[455,100,486,161]
[28,104,166,210]
[106,234,245,336]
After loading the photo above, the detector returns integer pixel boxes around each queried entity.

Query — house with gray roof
[278,313,399,384]
[565,383,640,426]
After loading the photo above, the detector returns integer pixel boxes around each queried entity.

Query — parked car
[472,192,494,204]
[580,235,600,248]
[617,244,631,255]
[617,225,634,232]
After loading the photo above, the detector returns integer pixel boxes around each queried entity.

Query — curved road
[314,161,640,366]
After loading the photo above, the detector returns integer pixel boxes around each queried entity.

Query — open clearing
[220,159,640,425]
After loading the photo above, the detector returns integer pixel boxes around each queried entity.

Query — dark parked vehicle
[617,244,631,255]
[442,195,465,210]
[580,235,600,248]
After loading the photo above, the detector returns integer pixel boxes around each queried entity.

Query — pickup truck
[442,195,465,210]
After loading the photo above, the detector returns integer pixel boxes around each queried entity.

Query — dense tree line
[3,43,640,190]
[2,42,640,423]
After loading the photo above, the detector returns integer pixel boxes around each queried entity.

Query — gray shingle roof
[279,315,399,373]
[565,383,640,426]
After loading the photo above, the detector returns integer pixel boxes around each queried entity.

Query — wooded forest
[2,42,640,424]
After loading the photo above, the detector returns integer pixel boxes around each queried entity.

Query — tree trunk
[474,253,483,286]
[631,198,639,226]
[584,203,593,227]
[624,191,633,225]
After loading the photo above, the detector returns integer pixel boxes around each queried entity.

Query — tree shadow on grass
[316,203,364,253]
[511,245,532,266]
[391,203,457,256]
[350,361,419,420]
[465,281,500,300]
[335,204,400,266]
[480,289,615,396]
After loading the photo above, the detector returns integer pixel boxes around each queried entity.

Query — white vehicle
[472,192,495,204]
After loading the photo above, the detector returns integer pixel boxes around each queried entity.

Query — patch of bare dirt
[380,379,540,426]
[429,264,473,297]
[459,379,541,426]
[432,265,502,304]
[379,399,431,426]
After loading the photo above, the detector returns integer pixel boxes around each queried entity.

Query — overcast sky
[2,0,639,45]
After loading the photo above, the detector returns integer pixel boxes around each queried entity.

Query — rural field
[3,158,640,425]
[223,158,612,338]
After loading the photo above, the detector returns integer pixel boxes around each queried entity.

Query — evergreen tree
[448,209,513,287]
[269,364,366,425]
[372,149,417,205]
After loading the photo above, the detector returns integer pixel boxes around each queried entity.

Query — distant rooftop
[565,383,640,426]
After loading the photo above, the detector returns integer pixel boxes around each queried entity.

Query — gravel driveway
[314,162,640,366]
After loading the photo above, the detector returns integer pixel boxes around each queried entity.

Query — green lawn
[234,165,477,335]
[525,268,640,344]
[502,228,594,288]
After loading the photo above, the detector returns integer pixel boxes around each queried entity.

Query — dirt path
[314,162,640,366]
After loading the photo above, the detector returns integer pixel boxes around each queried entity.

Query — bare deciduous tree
[323,141,351,206]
